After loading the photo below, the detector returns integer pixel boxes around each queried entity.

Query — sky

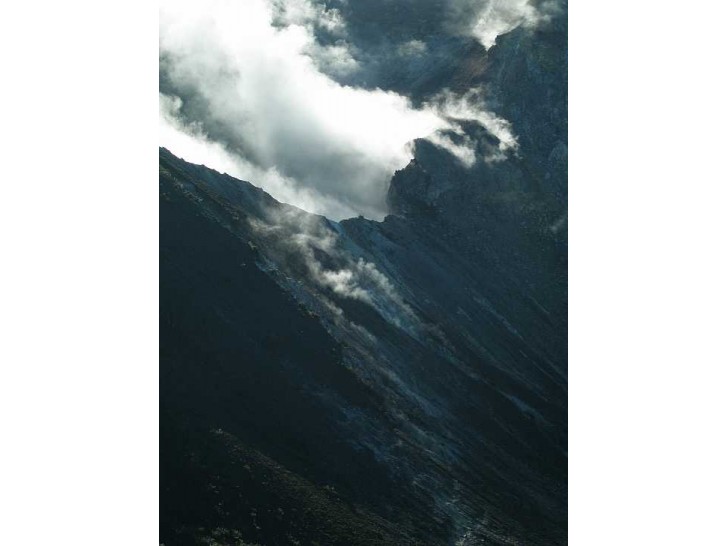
[159,0,557,220]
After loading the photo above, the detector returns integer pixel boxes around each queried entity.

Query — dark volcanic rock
[160,5,567,545]
[160,138,566,545]
[160,153,437,545]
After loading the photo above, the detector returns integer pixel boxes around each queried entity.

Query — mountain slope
[160,139,566,545]
[160,159,433,545]
[160,6,567,544]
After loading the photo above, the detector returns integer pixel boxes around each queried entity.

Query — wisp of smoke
[247,206,423,336]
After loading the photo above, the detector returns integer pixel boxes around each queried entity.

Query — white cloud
[427,88,520,164]
[426,89,518,167]
[160,0,522,219]
[160,93,361,218]
[450,0,561,50]
[271,0,347,36]
[160,0,452,219]
[397,39,428,57]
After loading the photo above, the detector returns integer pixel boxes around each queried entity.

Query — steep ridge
[160,139,566,545]
[160,157,433,545]
[160,7,567,544]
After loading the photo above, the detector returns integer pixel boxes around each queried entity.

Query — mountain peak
[386,158,434,217]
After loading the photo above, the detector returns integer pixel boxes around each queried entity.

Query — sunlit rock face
[160,3,566,545]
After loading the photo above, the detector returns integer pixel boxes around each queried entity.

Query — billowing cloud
[160,0,522,220]
[160,94,362,218]
[270,0,348,37]
[449,0,562,49]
